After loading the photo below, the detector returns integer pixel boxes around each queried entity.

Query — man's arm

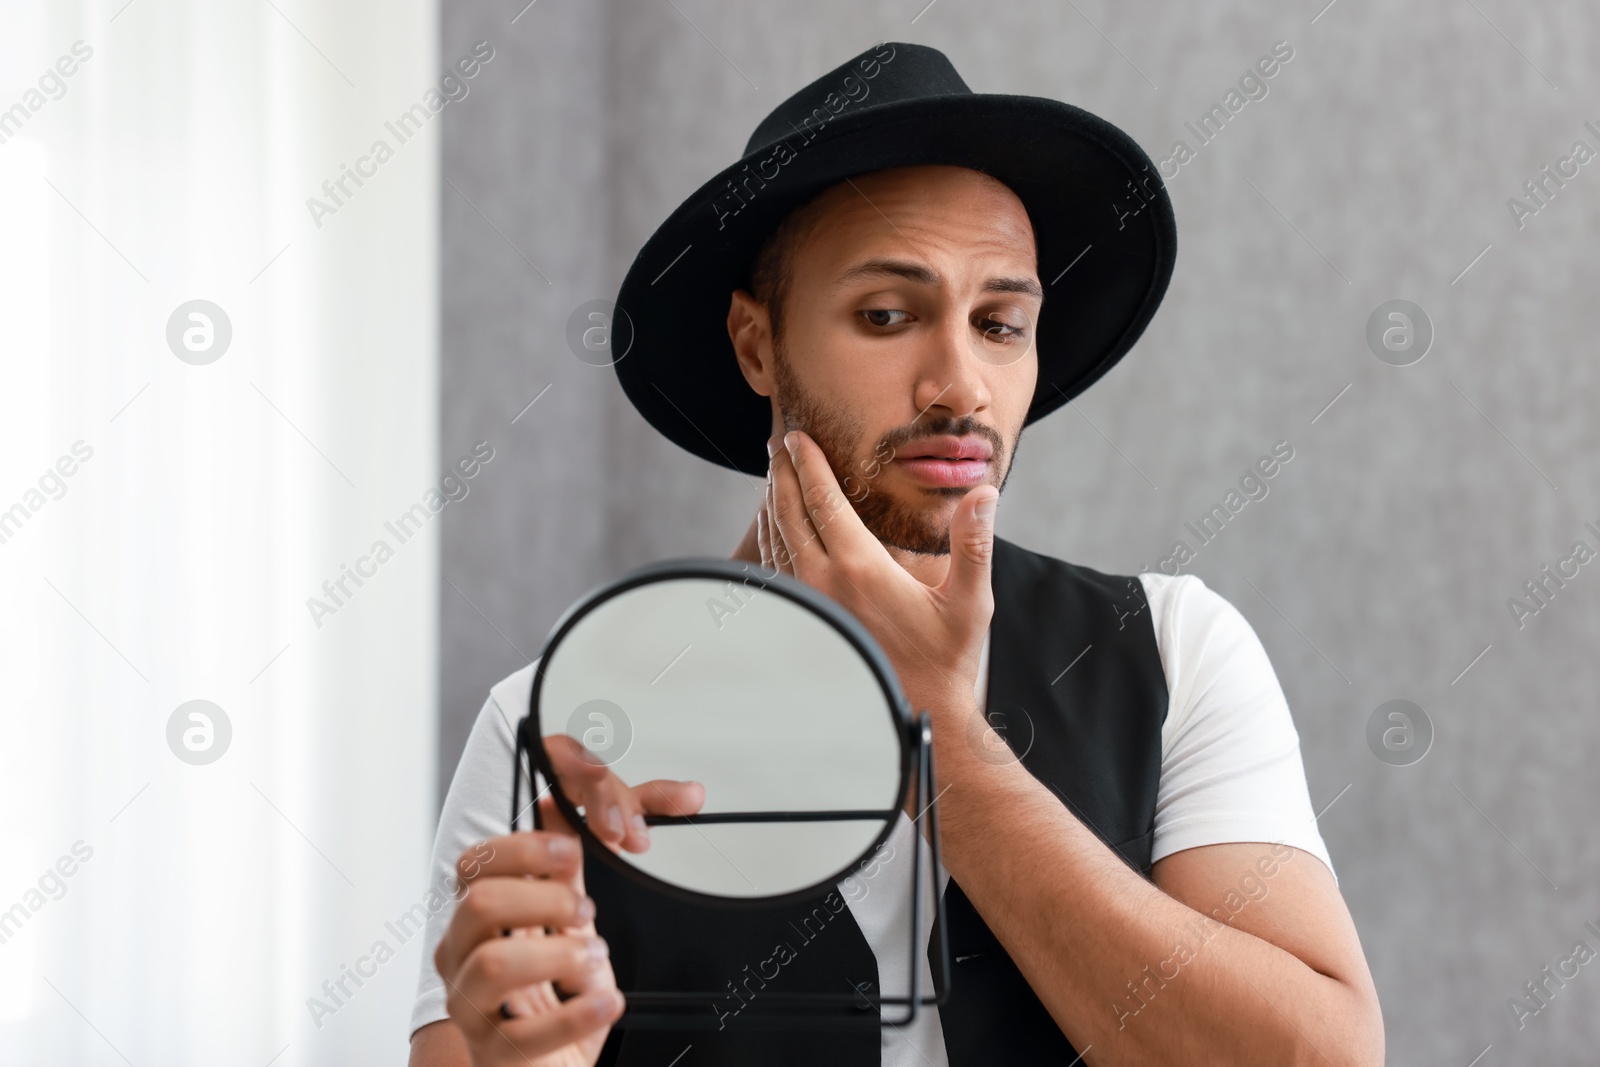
[931,714,1383,1066]
[760,430,1381,1063]
[409,1020,471,1067]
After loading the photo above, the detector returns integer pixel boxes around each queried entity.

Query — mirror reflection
[536,574,904,899]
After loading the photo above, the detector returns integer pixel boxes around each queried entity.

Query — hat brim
[613,92,1177,476]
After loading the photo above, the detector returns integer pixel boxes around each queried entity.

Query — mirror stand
[512,711,951,1030]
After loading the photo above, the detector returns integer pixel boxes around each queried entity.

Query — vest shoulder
[994,536,1147,598]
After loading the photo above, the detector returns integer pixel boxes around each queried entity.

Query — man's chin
[879,534,952,557]
[856,498,955,557]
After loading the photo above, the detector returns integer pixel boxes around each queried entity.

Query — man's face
[734,164,1042,556]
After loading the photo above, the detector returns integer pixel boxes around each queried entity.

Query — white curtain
[0,2,438,1063]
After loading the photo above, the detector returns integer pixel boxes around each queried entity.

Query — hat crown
[742,42,972,158]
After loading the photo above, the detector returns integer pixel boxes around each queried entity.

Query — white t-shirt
[408,571,1335,1066]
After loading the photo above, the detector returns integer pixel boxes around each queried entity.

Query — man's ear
[728,288,775,398]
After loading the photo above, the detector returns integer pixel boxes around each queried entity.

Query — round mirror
[527,558,909,905]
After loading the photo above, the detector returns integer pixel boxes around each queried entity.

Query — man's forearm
[928,695,1373,1066]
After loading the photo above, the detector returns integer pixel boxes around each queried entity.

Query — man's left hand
[757,429,998,722]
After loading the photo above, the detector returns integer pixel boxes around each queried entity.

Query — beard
[770,336,1018,556]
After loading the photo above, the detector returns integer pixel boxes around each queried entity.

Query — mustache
[875,414,1006,462]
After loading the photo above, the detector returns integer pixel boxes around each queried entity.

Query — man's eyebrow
[831,257,1043,301]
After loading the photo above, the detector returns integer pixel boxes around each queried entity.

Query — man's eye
[977,318,1028,341]
[860,309,908,328]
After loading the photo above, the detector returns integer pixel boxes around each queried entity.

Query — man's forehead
[798,166,1039,287]
[830,256,1043,301]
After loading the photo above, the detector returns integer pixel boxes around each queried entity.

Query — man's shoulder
[992,538,1250,663]
[995,534,1201,604]
[484,657,542,728]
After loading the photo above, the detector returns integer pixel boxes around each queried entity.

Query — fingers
[455,830,579,891]
[448,930,611,1022]
[436,806,622,1061]
[451,934,624,1049]
[756,500,774,573]
[436,867,592,979]
[779,430,865,562]
[769,433,822,572]
[531,792,591,915]
[461,986,625,1061]
[940,482,999,611]
[764,453,795,575]
[545,735,707,854]
[536,787,579,839]
[544,734,634,850]
[544,732,613,779]
[636,778,705,818]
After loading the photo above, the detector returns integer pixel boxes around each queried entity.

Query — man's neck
[727,514,952,587]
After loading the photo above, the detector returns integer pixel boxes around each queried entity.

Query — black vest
[589,536,1168,1065]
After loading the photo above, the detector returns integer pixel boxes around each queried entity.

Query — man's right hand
[426,747,707,1066]
[432,792,623,1067]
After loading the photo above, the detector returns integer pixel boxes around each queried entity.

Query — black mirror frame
[508,556,952,1027]
[514,556,910,911]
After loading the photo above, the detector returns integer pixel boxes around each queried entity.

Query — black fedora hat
[611,40,1177,477]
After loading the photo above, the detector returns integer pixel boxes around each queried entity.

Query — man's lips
[892,436,994,488]
[898,435,994,462]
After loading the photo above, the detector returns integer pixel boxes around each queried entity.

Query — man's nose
[912,313,991,419]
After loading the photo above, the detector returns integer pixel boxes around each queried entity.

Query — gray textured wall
[441,1,1600,1061]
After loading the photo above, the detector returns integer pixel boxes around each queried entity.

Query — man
[410,41,1384,1066]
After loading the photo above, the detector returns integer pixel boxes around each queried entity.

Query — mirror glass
[535,569,905,900]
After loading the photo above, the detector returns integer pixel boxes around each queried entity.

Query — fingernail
[548,834,577,860]
[592,988,623,1015]
[587,936,610,962]
[604,805,624,838]
[974,489,997,522]
[576,895,596,922]
[766,435,779,457]
[783,430,797,455]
